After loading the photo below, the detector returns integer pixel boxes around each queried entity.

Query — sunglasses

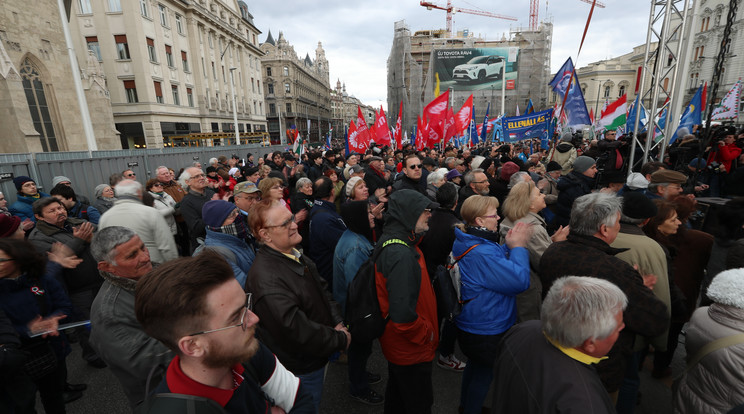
[407,164,423,170]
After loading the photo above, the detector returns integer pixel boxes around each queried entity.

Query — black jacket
[364,166,388,195]
[392,174,427,196]
[180,188,215,250]
[555,172,595,227]
[419,208,461,283]
[246,245,346,375]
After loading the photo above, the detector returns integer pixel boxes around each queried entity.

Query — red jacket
[708,142,741,172]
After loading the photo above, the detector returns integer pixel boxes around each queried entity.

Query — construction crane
[420,0,518,37]
[529,0,605,31]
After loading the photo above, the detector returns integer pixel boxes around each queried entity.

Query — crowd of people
[1,125,744,414]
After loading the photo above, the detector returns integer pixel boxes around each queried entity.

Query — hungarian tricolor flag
[292,131,304,157]
[599,94,627,131]
[375,107,392,146]
[454,95,473,136]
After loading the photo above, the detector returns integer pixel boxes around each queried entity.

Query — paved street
[40,331,686,413]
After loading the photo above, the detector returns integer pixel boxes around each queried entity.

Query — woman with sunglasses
[452,195,532,414]
[145,179,177,236]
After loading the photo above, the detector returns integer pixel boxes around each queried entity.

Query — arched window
[19,58,59,151]
[604,85,611,98]
[618,84,626,97]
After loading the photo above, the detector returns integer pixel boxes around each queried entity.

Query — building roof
[264,30,275,46]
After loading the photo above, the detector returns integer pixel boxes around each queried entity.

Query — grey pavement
[41,332,686,413]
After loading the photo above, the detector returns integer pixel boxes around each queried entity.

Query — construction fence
[0,144,283,205]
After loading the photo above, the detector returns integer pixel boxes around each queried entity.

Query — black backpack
[431,244,479,321]
[344,238,406,343]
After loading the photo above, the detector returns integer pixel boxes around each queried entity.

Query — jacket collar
[34,217,85,236]
[99,270,138,292]
[258,244,307,276]
[619,222,646,236]
[566,233,628,256]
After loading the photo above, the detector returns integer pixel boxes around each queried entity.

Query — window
[165,45,173,67]
[124,80,138,103]
[175,14,184,34]
[267,83,274,94]
[285,82,290,93]
[108,0,122,12]
[618,85,626,97]
[208,32,213,49]
[257,80,260,90]
[222,66,226,83]
[158,4,168,27]
[181,51,189,72]
[171,85,180,105]
[146,38,157,62]
[269,103,275,114]
[79,0,92,14]
[283,66,289,76]
[154,81,163,103]
[251,78,255,93]
[700,46,705,60]
[86,36,101,61]
[286,103,292,113]
[115,35,130,59]
[267,67,272,77]
[187,88,194,107]
[211,62,216,80]
[139,0,149,17]
[603,85,611,98]
[19,58,59,152]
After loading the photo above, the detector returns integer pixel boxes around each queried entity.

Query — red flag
[416,116,427,151]
[375,107,392,146]
[454,95,473,136]
[348,120,368,153]
[356,106,372,145]
[368,119,377,144]
[428,119,441,147]
[701,82,707,108]
[443,107,456,143]
[394,103,402,149]
[588,108,594,123]
[424,90,449,126]
[476,117,498,136]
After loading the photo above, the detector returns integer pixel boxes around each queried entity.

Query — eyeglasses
[472,180,489,184]
[407,164,423,170]
[0,258,15,263]
[265,214,295,229]
[189,293,252,336]
[126,173,136,177]
[271,185,284,190]
[190,173,206,179]
[151,183,163,187]
[480,214,499,219]
[236,194,261,201]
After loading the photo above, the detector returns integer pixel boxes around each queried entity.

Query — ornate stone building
[69,0,267,149]
[0,0,119,153]
[330,79,376,143]
[260,31,331,145]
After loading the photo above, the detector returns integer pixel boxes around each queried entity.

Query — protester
[554,155,597,227]
[307,176,347,289]
[492,276,627,413]
[179,167,215,252]
[453,195,531,413]
[548,132,578,175]
[91,184,116,215]
[645,169,687,200]
[346,176,369,202]
[9,176,50,222]
[50,184,101,225]
[201,200,255,289]
[392,155,427,195]
[145,179,177,236]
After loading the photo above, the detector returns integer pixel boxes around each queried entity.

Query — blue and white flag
[549,58,592,127]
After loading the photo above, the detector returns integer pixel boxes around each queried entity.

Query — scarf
[208,215,249,240]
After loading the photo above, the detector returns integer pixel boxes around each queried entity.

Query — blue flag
[325,132,331,150]
[344,126,349,157]
[549,58,592,127]
[670,84,703,145]
[469,104,478,145]
[480,102,490,143]
[502,109,554,150]
[626,95,647,133]
[525,99,534,115]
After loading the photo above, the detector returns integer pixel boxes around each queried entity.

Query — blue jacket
[307,199,347,286]
[453,228,530,335]
[9,192,50,222]
[332,230,373,314]
[0,261,72,339]
[70,201,101,225]
[204,228,255,289]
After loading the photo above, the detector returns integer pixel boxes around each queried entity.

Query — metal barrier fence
[0,144,284,205]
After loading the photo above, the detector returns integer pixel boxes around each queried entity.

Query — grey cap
[52,176,72,187]
[572,156,596,173]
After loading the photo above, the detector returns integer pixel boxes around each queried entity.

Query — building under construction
[387,20,553,134]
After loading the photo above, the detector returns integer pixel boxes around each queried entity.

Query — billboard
[432,47,519,92]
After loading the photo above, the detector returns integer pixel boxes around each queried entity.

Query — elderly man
[492,276,627,413]
[247,200,350,411]
[98,180,177,264]
[644,169,688,200]
[375,190,440,413]
[89,226,173,408]
[364,156,389,195]
[134,253,312,413]
[392,155,428,196]
[179,167,216,252]
[201,200,255,289]
[456,168,490,216]
[156,165,189,255]
[539,193,668,399]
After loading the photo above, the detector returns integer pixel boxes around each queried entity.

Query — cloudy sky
[252,0,653,110]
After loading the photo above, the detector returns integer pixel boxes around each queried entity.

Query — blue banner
[549,58,592,127]
[502,109,554,148]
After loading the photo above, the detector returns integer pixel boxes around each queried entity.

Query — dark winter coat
[180,188,215,250]
[555,172,595,227]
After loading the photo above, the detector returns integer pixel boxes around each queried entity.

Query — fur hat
[707,268,744,309]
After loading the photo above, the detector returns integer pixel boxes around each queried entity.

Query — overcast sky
[252,0,652,110]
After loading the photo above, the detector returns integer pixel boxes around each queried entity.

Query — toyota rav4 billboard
[432,47,519,92]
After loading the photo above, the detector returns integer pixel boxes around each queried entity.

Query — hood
[556,142,574,153]
[384,190,434,236]
[340,200,373,241]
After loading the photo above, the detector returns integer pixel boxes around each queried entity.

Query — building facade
[0,0,119,153]
[330,79,377,146]
[69,0,267,149]
[260,31,331,145]
[387,20,552,134]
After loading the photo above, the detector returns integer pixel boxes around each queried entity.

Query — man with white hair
[539,193,668,399]
[99,179,177,264]
[492,276,627,413]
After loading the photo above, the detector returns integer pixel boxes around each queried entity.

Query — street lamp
[229,67,240,145]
